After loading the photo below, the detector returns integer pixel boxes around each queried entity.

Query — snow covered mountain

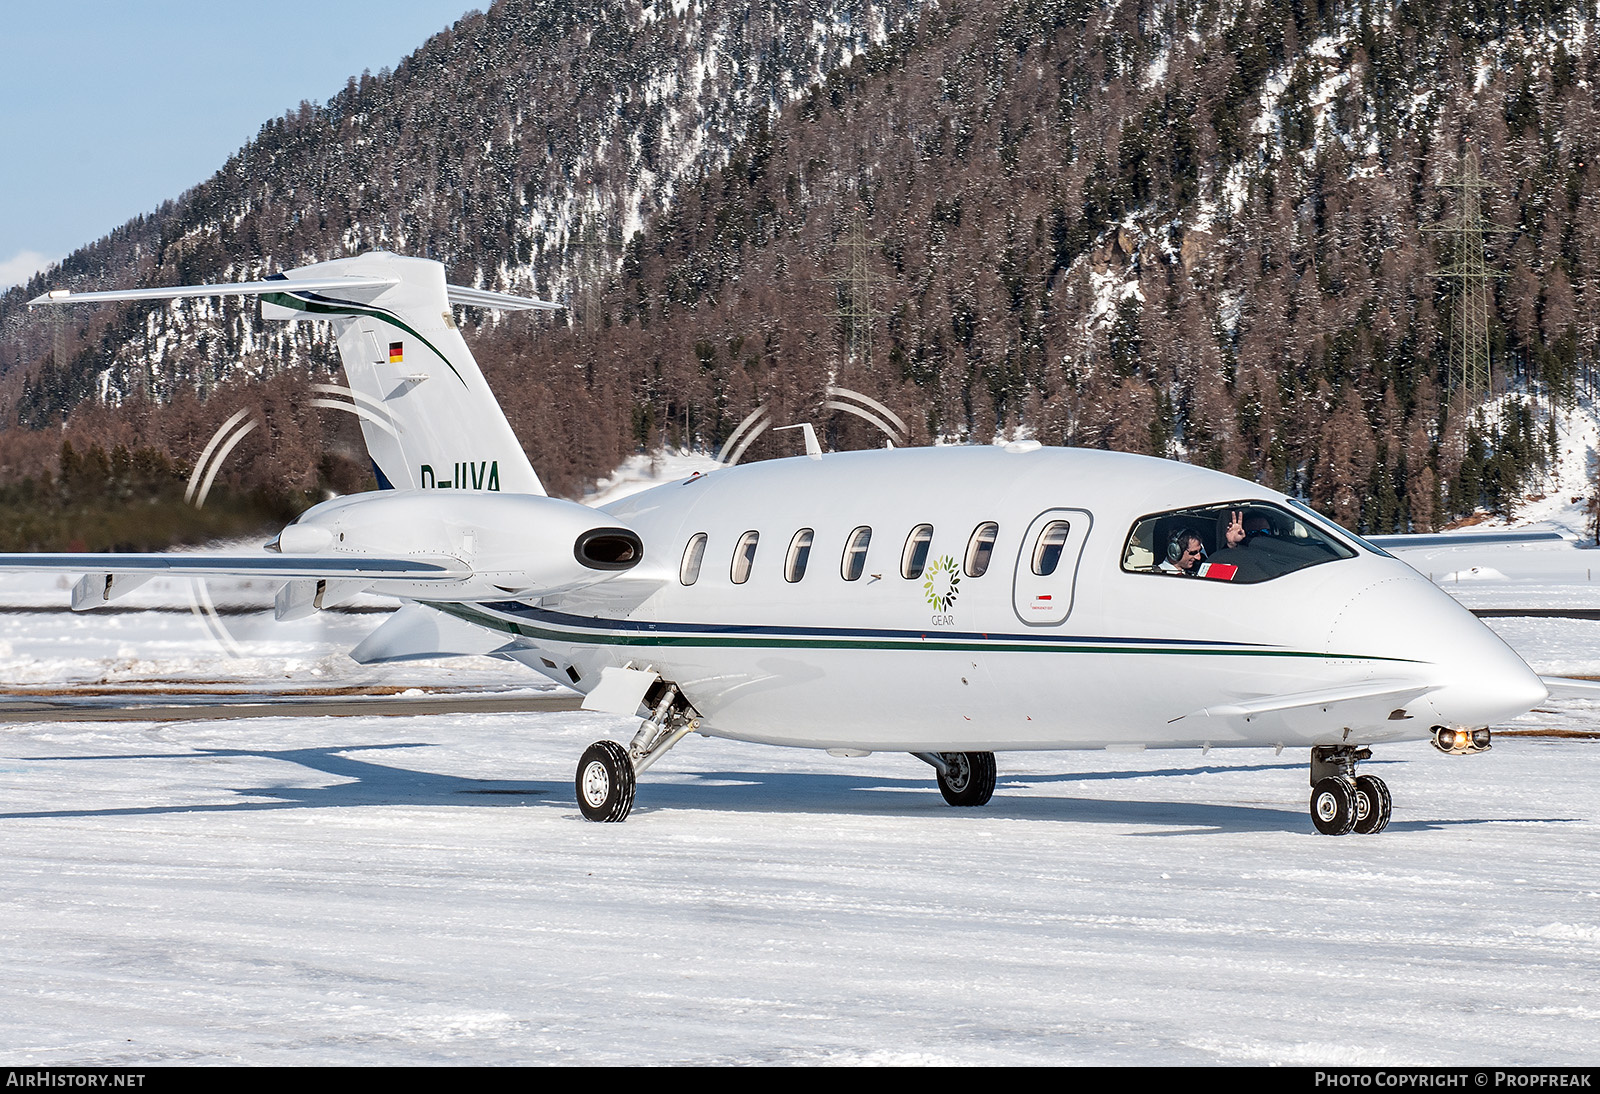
[3,0,1599,533]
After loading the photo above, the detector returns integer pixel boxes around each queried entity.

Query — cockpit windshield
[1122,501,1356,584]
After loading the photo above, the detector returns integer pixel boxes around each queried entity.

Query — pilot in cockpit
[1124,502,1355,584]
[1221,509,1274,550]
[1158,528,1207,575]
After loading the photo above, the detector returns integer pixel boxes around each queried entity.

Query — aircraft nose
[1326,573,1547,727]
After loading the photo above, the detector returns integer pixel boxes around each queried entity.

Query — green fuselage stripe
[436,602,1414,663]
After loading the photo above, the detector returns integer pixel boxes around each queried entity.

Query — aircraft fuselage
[443,445,1545,754]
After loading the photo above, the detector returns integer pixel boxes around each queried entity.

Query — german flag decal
[388,341,404,363]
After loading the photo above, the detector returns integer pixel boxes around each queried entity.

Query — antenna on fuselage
[774,423,823,460]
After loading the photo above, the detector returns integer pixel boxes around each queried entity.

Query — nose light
[1432,726,1492,755]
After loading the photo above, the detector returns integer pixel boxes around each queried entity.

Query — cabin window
[964,522,999,578]
[731,530,760,584]
[680,533,707,585]
[1121,501,1357,584]
[841,526,872,581]
[785,529,814,583]
[901,524,934,579]
[1031,521,1071,576]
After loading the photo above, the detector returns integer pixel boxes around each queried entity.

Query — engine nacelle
[269,490,645,601]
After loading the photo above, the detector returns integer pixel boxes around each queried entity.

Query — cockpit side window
[1122,501,1356,584]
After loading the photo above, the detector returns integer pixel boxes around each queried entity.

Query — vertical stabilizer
[260,252,549,495]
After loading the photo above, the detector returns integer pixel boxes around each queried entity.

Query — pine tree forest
[2,0,1599,546]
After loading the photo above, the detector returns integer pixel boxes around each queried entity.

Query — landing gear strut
[1308,745,1390,836]
[913,751,997,807]
[576,682,698,823]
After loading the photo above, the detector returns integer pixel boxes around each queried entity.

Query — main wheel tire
[1310,776,1357,835]
[576,740,636,822]
[1353,774,1392,835]
[936,751,997,807]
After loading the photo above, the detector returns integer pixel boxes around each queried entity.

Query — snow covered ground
[0,568,1597,1065]
[2,436,1600,1065]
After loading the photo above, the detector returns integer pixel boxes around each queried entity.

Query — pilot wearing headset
[1160,528,1207,575]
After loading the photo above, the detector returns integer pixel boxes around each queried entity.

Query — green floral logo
[924,555,960,611]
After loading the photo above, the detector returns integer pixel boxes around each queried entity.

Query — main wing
[0,551,467,616]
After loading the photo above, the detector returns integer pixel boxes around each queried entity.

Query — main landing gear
[576,683,698,823]
[1308,745,1391,836]
[913,751,997,807]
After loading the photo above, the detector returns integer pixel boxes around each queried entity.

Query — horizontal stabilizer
[445,284,563,311]
[29,276,397,307]
[0,553,467,581]
[1539,676,1600,698]
[33,276,560,313]
[349,603,510,664]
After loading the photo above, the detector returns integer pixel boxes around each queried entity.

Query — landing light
[1432,726,1492,755]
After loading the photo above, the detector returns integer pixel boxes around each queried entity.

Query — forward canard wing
[1170,681,1441,738]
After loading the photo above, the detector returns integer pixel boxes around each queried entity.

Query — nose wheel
[1309,747,1391,836]
[576,740,636,822]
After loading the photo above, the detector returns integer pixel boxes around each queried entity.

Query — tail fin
[33,250,560,496]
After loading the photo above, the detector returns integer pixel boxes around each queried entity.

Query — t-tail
[31,250,560,495]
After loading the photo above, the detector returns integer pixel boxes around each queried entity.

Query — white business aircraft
[9,252,1572,832]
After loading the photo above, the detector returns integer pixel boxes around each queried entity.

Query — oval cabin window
[841,526,872,581]
[964,522,999,578]
[1031,521,1071,576]
[785,529,814,583]
[901,524,934,579]
[731,530,759,584]
[680,532,707,585]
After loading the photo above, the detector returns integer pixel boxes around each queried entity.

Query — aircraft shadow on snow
[1,746,1566,833]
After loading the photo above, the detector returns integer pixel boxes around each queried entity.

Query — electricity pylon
[828,206,878,372]
[1425,150,1508,410]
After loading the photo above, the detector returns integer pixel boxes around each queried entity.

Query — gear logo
[923,555,960,612]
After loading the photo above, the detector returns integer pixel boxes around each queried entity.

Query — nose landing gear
[1309,746,1391,836]
[576,682,698,823]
